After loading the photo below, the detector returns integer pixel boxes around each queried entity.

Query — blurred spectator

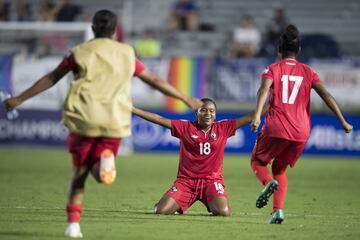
[230,15,261,58]
[134,29,161,58]
[260,7,289,57]
[16,0,32,21]
[169,0,199,31]
[38,0,57,22]
[55,0,83,22]
[0,0,10,21]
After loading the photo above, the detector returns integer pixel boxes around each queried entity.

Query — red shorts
[251,132,306,167]
[67,132,121,167]
[165,178,227,214]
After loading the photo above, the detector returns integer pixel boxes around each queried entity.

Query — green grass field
[0,148,359,240]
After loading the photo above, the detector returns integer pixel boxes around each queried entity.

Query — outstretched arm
[137,69,202,111]
[251,78,272,132]
[4,66,69,111]
[236,105,269,129]
[312,82,353,133]
[132,106,172,129]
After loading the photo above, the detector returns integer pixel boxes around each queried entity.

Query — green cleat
[256,179,279,208]
[268,209,285,224]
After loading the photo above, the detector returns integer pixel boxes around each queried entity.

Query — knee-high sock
[250,155,272,185]
[273,173,287,212]
[66,204,83,223]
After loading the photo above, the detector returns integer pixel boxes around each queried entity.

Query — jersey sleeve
[261,65,273,80]
[171,120,188,139]
[134,58,145,76]
[218,119,236,137]
[57,53,77,72]
[311,68,321,84]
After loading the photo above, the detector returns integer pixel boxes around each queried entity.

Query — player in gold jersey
[4,9,200,238]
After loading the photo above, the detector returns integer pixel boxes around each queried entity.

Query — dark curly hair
[278,24,300,54]
[200,98,217,110]
[92,9,117,38]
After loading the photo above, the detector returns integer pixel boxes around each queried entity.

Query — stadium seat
[299,33,341,61]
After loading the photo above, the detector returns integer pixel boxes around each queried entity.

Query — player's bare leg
[154,195,181,215]
[207,196,231,216]
[91,162,101,183]
[68,166,90,204]
[65,166,89,238]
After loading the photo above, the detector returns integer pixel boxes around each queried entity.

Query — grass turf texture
[0,148,359,240]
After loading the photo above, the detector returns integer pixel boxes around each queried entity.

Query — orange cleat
[99,149,116,185]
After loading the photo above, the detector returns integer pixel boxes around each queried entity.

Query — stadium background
[0,0,358,156]
[0,1,360,240]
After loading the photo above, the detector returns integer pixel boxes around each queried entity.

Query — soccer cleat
[99,149,116,185]
[256,179,279,208]
[65,222,83,238]
[268,209,285,224]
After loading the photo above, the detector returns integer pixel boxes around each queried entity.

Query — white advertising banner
[10,57,360,111]
[310,59,360,109]
[11,57,171,110]
[12,57,70,110]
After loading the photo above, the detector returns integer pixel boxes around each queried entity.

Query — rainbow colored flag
[166,57,208,112]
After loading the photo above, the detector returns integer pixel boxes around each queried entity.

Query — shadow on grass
[0,230,63,238]
[83,209,263,225]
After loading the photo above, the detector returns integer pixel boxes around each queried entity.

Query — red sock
[66,204,83,223]
[251,156,272,185]
[273,173,288,212]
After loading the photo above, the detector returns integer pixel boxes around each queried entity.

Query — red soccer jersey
[261,58,321,142]
[171,119,236,179]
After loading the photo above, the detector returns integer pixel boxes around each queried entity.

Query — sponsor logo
[191,135,199,139]
[306,126,360,151]
[0,119,68,141]
[171,186,178,192]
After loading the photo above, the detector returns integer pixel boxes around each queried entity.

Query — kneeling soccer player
[133,98,256,216]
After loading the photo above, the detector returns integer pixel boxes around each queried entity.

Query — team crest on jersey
[210,133,217,139]
[171,186,178,192]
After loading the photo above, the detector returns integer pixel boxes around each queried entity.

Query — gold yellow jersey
[62,38,135,137]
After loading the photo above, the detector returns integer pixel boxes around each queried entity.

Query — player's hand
[342,121,353,133]
[185,96,202,111]
[3,97,22,112]
[251,118,261,133]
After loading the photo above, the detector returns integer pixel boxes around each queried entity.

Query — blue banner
[0,54,12,93]
[0,109,67,146]
[132,112,360,156]
[0,109,359,156]
[305,114,360,156]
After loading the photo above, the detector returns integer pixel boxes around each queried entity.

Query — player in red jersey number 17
[250,25,353,224]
